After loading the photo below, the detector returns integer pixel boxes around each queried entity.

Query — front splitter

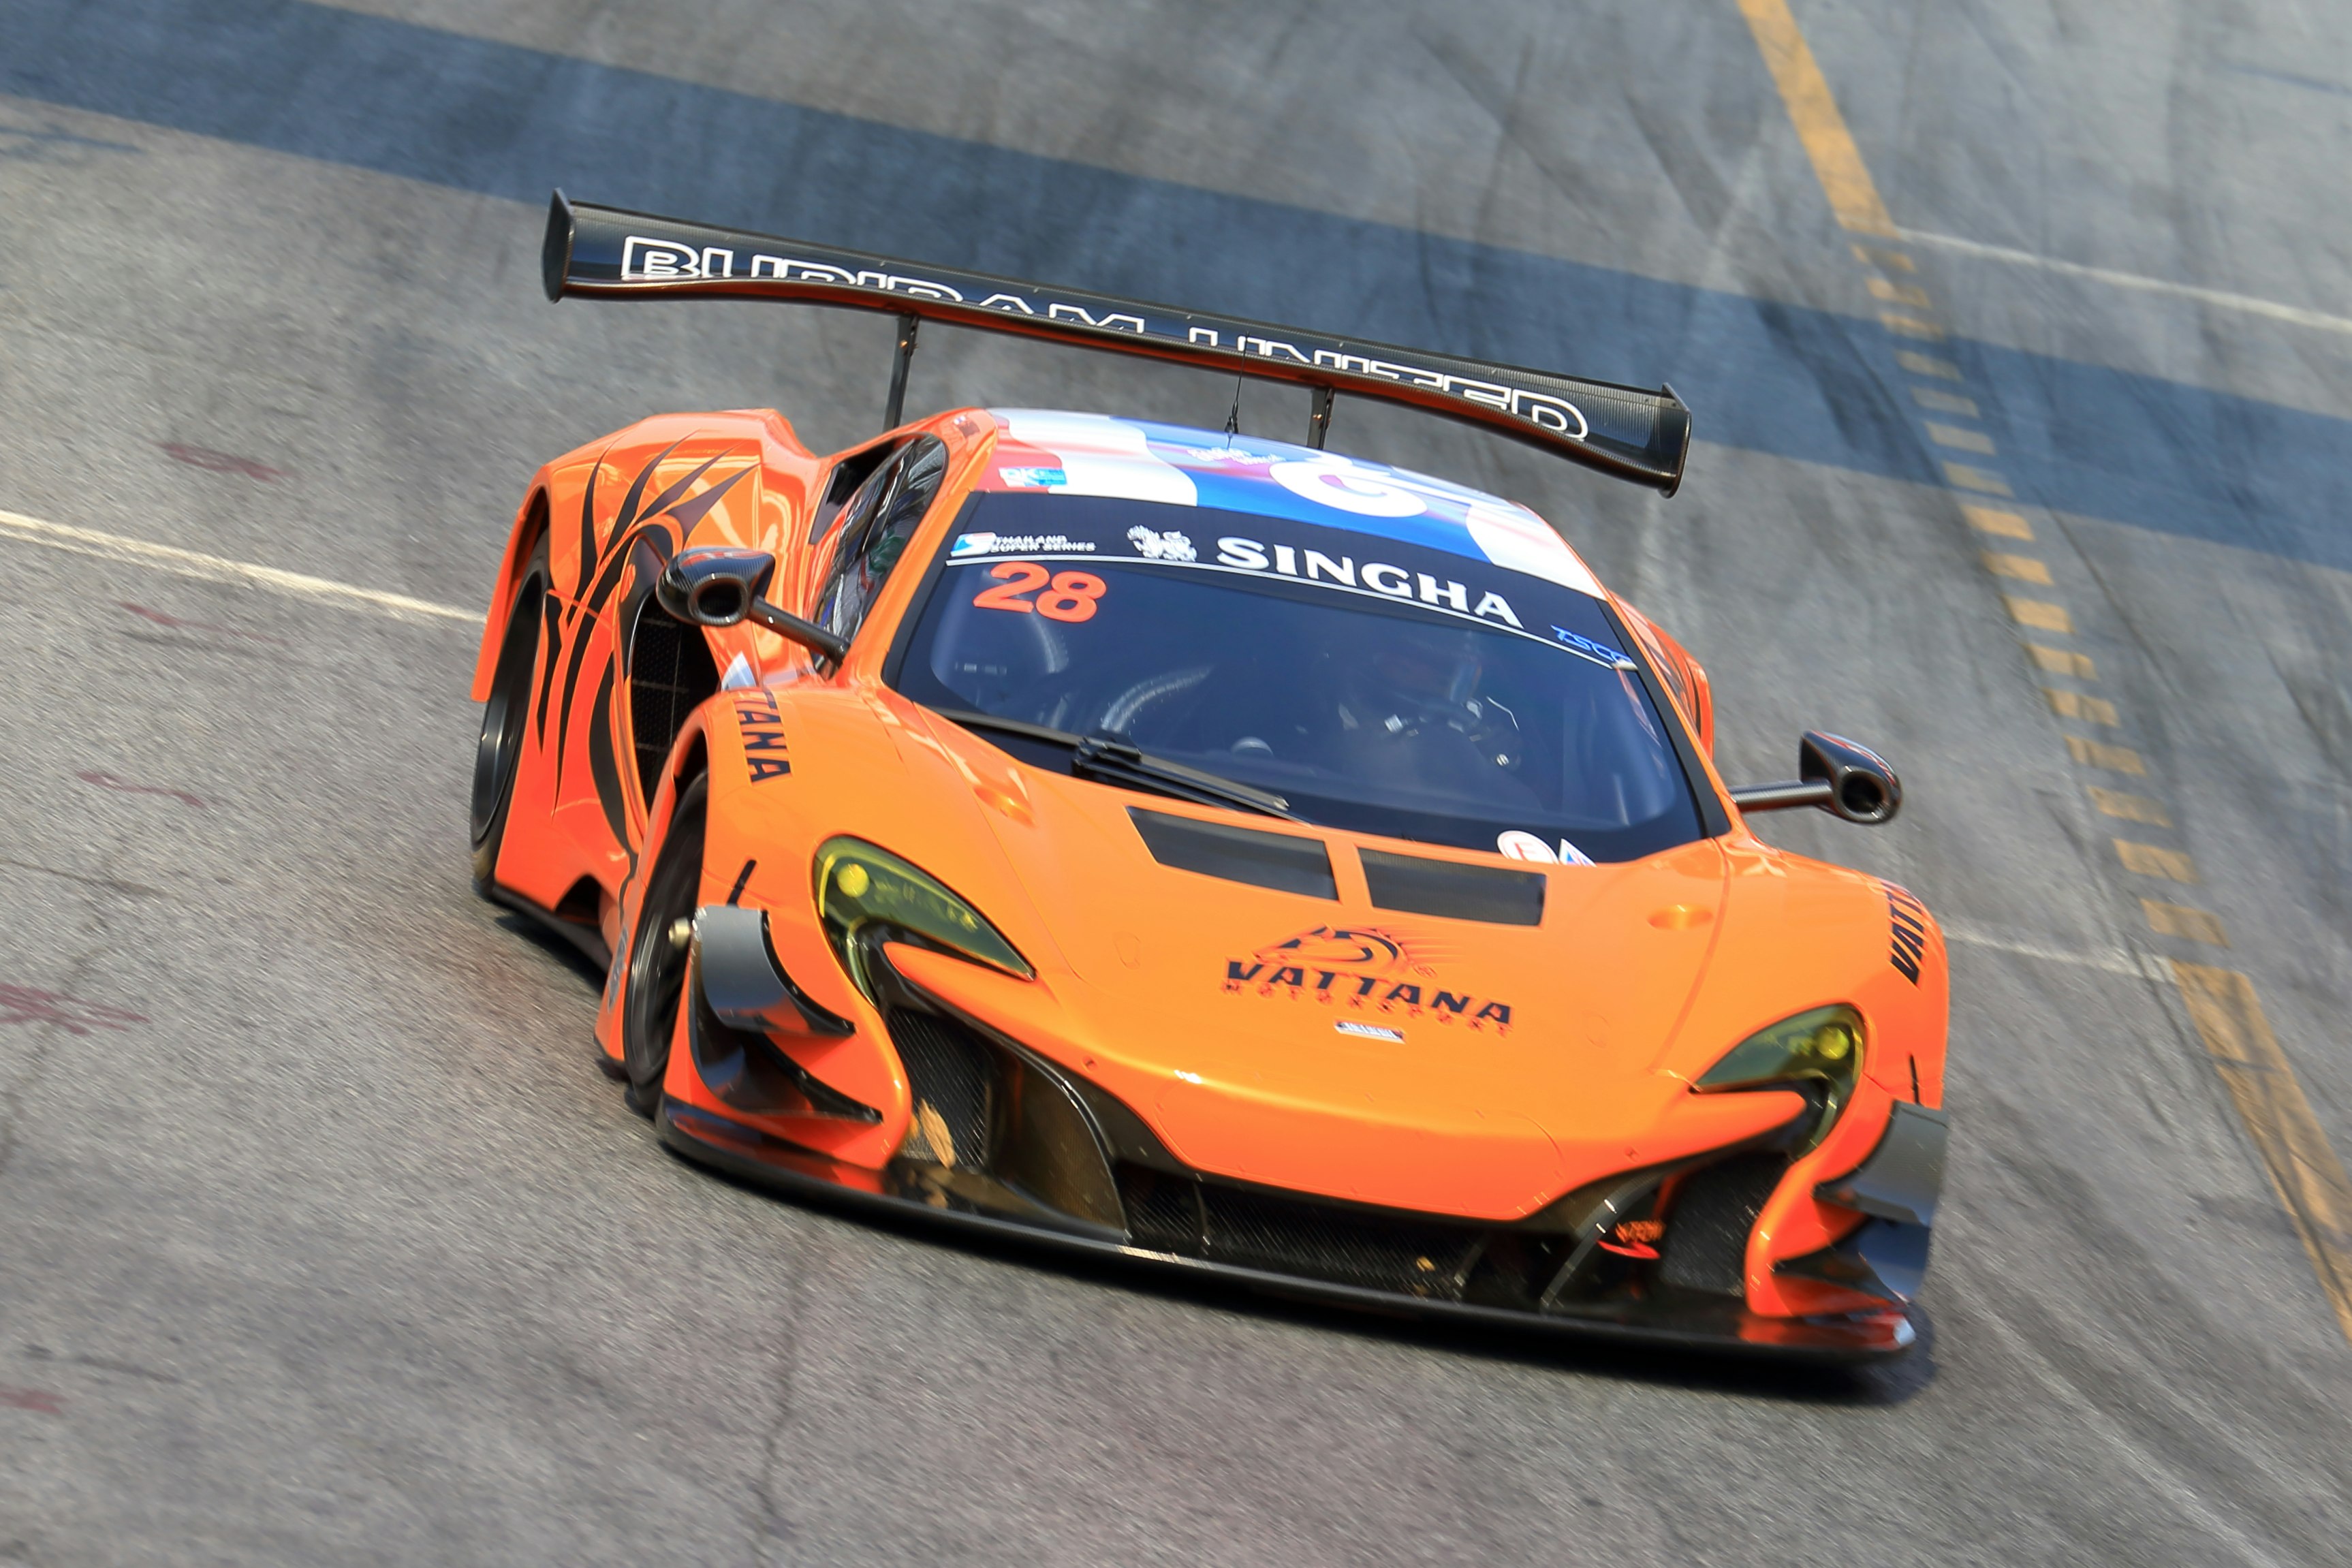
[657,1099,1918,1364]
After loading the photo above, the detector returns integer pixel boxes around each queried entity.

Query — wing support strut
[883,313,920,430]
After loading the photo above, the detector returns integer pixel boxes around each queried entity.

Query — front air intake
[1655,1153,1787,1296]
[1119,1166,1489,1298]
[885,1009,998,1169]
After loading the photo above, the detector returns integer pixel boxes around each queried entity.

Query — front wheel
[621,773,708,1116]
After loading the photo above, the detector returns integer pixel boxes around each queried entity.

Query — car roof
[974,409,1605,597]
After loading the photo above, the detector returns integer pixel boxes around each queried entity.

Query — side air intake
[628,600,719,806]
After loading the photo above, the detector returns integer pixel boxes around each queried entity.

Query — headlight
[814,837,1032,1001]
[1693,1004,1863,1150]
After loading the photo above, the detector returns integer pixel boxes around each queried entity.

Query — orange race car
[469,194,1950,1360]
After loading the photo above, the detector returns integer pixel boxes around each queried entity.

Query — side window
[812,436,949,650]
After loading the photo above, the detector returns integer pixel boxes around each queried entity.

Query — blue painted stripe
[7,0,2349,569]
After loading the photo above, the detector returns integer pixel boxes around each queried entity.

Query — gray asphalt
[3,1,2350,1563]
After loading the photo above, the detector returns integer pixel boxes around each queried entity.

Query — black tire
[621,772,708,1116]
[471,535,549,894]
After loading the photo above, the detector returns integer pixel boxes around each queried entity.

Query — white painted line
[0,507,480,625]
[1896,228,2352,337]
[1943,920,2171,980]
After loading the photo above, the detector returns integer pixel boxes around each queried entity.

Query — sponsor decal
[620,237,988,308]
[996,467,1068,489]
[1495,830,1595,866]
[606,238,1598,450]
[1886,883,1930,983]
[1222,924,1513,1031]
[951,530,1097,557]
[1550,627,1630,665]
[734,687,791,782]
[1125,525,1197,562]
[1210,534,1525,631]
[1334,1020,1405,1042]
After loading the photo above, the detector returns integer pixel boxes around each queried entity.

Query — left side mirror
[1728,730,1902,826]
[655,547,850,663]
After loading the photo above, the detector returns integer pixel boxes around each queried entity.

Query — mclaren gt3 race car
[468,195,1951,1360]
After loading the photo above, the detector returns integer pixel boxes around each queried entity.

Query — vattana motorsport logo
[1221,925,1513,1031]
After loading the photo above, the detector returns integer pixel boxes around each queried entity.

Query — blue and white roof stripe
[982,411,1604,597]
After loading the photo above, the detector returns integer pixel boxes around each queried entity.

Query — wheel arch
[633,709,716,911]
[470,484,554,702]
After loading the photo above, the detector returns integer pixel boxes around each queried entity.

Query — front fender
[470,481,553,702]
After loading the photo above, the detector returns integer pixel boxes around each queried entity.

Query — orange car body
[471,404,1947,1359]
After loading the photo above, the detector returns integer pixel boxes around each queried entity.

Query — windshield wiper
[933,709,1297,821]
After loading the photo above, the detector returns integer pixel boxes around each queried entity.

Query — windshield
[891,494,1706,862]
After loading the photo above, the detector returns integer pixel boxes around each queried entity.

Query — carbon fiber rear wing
[542,191,1692,494]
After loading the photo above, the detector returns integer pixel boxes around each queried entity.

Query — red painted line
[76,770,207,809]
[0,985,147,1035]
[119,601,289,645]
[158,442,286,482]
[0,1387,65,1415]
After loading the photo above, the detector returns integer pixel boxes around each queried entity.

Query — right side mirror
[1728,730,1902,826]
[655,547,850,663]
[655,546,778,627]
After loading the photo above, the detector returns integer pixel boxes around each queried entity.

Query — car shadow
[492,909,608,988]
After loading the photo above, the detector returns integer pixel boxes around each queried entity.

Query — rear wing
[542,191,1692,495]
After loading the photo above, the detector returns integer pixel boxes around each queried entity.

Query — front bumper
[658,1084,1920,1365]
[666,912,1926,1362]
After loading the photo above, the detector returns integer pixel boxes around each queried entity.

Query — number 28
[971,562,1107,623]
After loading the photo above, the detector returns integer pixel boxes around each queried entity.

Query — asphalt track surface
[3,1,2351,1563]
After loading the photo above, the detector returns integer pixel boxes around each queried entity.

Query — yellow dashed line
[2144,899,2228,945]
[2169,962,2352,1340]
[2005,595,2074,632]
[1964,503,2034,540]
[1881,312,1947,339]
[2116,840,2200,882]
[1896,350,1963,379]
[1944,462,2013,495]
[2090,786,2169,826]
[2067,735,2146,773]
[1928,422,1997,456]
[1912,387,1981,417]
[2045,689,2121,725]
[1734,0,1898,234]
[2027,644,2097,678]
[1983,552,2052,584]
[1744,0,2352,1349]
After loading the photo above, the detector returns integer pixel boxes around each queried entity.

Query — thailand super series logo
[1221,924,1513,1032]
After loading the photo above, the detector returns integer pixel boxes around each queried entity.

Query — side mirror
[656,547,850,663]
[1728,730,1902,826]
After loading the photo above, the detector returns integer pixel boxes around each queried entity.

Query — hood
[892,708,1810,1220]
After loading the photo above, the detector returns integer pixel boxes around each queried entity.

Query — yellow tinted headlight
[1693,1005,1864,1150]
[814,837,1031,1000]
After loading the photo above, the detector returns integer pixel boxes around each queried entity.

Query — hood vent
[1129,809,1336,899]
[1361,849,1545,926]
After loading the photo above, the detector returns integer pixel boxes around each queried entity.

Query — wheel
[621,772,708,1116]
[471,534,549,893]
